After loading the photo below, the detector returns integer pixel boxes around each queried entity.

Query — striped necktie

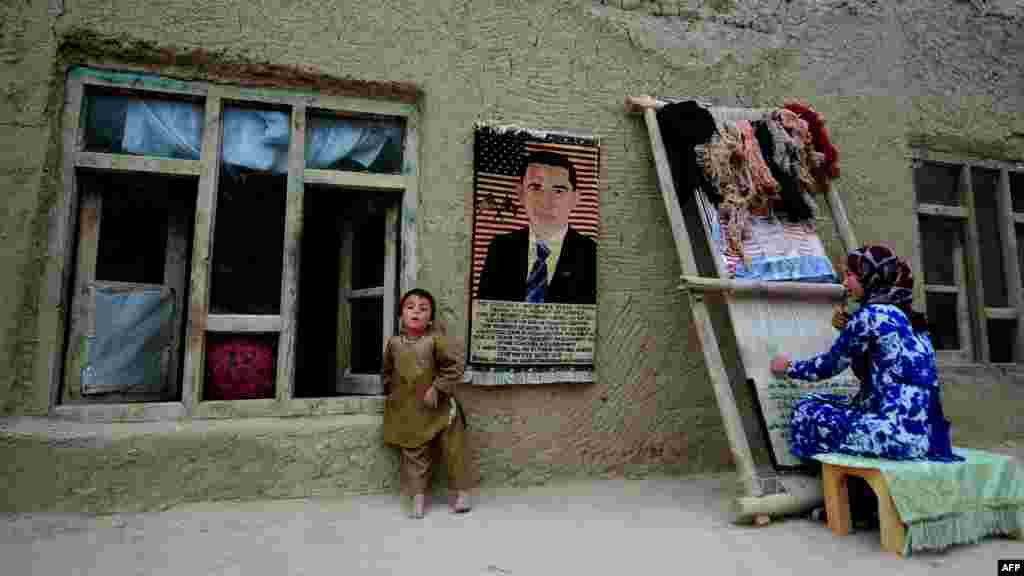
[526,241,550,303]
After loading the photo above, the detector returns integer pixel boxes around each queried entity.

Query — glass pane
[294,187,343,398]
[918,215,962,286]
[204,333,277,400]
[352,203,386,290]
[1012,172,1024,213]
[83,93,203,159]
[210,168,286,314]
[222,107,291,174]
[926,292,960,350]
[914,162,961,206]
[350,298,383,374]
[988,319,1016,363]
[305,113,404,174]
[972,167,1007,306]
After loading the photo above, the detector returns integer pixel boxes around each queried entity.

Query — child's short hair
[399,288,436,322]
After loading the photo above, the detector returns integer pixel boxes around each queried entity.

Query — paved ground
[2,472,1020,576]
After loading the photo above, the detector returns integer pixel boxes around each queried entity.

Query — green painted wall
[1,0,1022,512]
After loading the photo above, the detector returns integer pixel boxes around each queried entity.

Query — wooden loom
[626,95,860,522]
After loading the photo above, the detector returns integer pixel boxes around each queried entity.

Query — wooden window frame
[44,65,419,422]
[911,149,1024,365]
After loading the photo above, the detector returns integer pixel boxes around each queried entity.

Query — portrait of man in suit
[476,150,597,304]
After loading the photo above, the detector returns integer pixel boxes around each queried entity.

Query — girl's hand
[770,354,792,377]
[832,306,850,331]
[423,385,439,409]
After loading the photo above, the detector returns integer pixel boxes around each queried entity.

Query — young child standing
[382,288,472,518]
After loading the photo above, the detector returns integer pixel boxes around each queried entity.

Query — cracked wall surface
[1,0,1023,512]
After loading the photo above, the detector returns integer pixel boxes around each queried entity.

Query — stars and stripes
[472,126,601,298]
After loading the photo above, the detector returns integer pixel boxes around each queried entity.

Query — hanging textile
[655,100,719,204]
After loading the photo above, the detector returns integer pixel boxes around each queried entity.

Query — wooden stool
[822,463,906,555]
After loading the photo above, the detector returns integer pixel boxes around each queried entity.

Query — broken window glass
[305,113,404,174]
[84,92,203,159]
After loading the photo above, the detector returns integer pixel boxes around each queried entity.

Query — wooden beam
[625,94,664,113]
[206,315,282,333]
[305,93,415,117]
[74,67,208,98]
[963,165,989,362]
[641,105,761,497]
[48,75,86,412]
[53,402,187,423]
[193,396,387,419]
[221,86,415,117]
[916,203,968,219]
[383,203,398,343]
[994,169,1024,362]
[984,307,1018,320]
[953,229,974,363]
[910,148,1024,173]
[276,103,306,402]
[336,218,354,389]
[400,112,419,298]
[194,398,278,420]
[680,276,846,300]
[348,286,385,299]
[340,372,384,396]
[164,193,191,399]
[824,183,858,253]
[75,151,202,177]
[923,284,961,294]
[183,90,224,410]
[304,169,406,191]
[62,186,102,403]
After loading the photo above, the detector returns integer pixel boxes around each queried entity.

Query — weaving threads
[700,123,755,264]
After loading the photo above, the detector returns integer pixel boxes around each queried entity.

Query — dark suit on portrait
[476,227,597,304]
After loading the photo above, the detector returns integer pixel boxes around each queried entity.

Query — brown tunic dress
[382,332,464,448]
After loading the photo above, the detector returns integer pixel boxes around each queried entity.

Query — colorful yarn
[736,120,780,210]
[754,118,815,221]
[784,100,840,180]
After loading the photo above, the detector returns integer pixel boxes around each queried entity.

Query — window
[912,151,1024,364]
[51,67,418,420]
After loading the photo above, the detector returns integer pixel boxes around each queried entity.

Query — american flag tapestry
[468,124,600,385]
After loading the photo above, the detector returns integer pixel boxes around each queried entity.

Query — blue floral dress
[787,303,960,462]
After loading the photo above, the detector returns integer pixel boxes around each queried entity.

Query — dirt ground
[2,471,1020,576]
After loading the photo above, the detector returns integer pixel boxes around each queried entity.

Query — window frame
[46,65,419,422]
[911,148,1024,365]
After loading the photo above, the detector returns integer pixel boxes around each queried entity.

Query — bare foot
[451,490,471,514]
[411,493,425,519]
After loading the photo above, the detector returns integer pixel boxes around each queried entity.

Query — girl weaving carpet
[770,245,962,463]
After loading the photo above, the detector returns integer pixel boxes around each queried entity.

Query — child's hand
[832,305,850,331]
[423,385,439,409]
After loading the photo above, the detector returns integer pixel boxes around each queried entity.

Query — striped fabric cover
[709,209,836,282]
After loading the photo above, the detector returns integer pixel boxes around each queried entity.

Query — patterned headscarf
[846,245,914,307]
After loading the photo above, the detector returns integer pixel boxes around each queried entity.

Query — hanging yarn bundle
[763,109,820,220]
[697,121,783,266]
[784,100,840,182]
[655,100,720,204]
[737,120,781,212]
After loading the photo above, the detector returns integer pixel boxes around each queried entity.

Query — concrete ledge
[0,415,399,514]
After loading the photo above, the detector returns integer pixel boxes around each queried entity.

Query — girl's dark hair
[399,288,436,322]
